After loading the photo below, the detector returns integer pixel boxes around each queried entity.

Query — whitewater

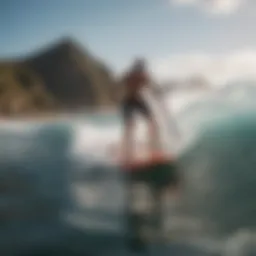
[1,81,256,256]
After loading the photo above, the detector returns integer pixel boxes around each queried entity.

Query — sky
[1,0,256,85]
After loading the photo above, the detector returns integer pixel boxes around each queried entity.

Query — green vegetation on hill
[26,38,119,110]
[0,38,120,117]
[0,62,55,116]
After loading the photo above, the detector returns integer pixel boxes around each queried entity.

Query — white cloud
[171,0,246,15]
[150,49,256,86]
[204,0,243,14]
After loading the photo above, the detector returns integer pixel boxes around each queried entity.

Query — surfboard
[123,152,172,171]
[123,151,178,251]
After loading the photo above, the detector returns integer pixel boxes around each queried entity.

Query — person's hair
[132,58,146,71]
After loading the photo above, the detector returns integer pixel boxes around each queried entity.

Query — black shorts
[122,96,151,122]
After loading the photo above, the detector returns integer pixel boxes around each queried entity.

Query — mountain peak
[24,37,118,110]
[0,37,119,117]
[29,37,86,61]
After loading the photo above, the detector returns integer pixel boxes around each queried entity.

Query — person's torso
[124,71,148,97]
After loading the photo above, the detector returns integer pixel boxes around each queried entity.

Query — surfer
[120,58,161,163]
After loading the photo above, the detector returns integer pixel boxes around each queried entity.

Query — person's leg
[147,115,160,155]
[122,98,135,163]
[136,98,160,156]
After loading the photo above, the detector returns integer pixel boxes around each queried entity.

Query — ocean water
[1,83,256,256]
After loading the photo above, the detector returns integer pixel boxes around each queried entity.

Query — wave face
[1,82,256,255]
[0,120,213,256]
[0,123,73,256]
[179,112,256,231]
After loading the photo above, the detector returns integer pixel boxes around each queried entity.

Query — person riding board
[120,58,161,164]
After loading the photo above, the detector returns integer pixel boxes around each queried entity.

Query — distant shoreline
[0,106,118,122]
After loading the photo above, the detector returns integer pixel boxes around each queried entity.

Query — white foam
[0,89,207,163]
[70,118,159,163]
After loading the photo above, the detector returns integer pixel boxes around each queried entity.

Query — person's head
[132,57,146,72]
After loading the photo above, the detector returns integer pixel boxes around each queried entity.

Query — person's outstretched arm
[146,80,181,140]
[145,81,163,100]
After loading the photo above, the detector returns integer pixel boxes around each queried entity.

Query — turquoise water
[1,83,256,255]
[179,112,256,234]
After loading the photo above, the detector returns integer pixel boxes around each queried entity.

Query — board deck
[122,152,173,172]
[123,152,178,251]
